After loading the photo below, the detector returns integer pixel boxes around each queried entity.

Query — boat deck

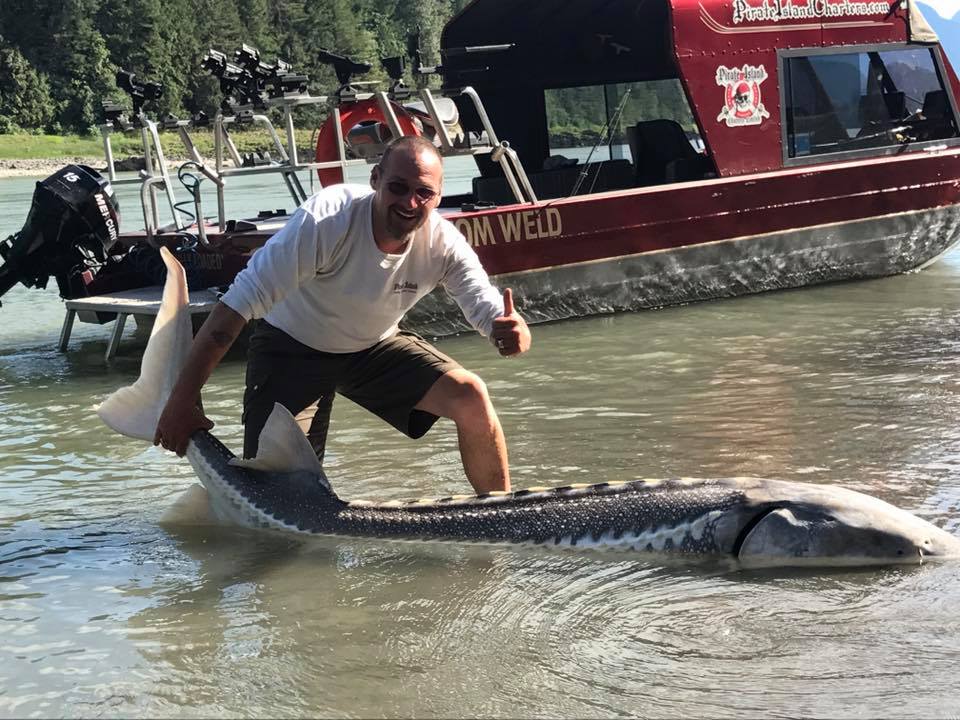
[60,286,219,361]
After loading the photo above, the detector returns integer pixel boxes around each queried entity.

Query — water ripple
[3,249,960,715]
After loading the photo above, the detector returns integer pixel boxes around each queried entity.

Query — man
[154,135,531,493]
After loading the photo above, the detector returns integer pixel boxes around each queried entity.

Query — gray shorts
[242,321,460,461]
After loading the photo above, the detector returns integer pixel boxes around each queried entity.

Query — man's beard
[385,207,423,244]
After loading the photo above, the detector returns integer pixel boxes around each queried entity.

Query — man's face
[371,147,443,242]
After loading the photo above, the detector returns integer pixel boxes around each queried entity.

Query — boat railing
[100,116,191,242]
[98,80,537,244]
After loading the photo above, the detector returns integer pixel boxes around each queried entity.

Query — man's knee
[421,368,492,422]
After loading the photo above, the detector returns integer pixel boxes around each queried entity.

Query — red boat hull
[85,145,960,336]
[412,149,960,333]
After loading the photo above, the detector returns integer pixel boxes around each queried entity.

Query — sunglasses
[385,180,438,203]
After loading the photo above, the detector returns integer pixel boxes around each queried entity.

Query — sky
[917,0,960,65]
[919,0,960,20]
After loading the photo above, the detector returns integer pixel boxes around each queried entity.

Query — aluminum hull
[408,203,960,335]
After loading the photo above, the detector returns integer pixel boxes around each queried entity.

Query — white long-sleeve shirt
[220,184,504,353]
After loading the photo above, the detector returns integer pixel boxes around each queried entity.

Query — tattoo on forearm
[210,330,234,347]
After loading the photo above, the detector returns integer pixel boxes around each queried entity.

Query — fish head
[737,484,960,568]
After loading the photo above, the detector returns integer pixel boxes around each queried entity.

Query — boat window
[784,47,958,158]
[542,80,712,190]
[545,80,699,162]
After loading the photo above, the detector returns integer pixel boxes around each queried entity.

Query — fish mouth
[915,535,960,561]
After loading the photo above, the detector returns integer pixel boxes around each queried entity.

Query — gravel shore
[0,152,307,179]
[0,155,191,179]
[0,157,111,178]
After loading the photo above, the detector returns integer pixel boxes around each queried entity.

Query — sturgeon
[97,247,960,568]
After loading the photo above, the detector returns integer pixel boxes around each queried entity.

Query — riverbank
[0,157,111,178]
[0,128,317,179]
[0,155,201,179]
[0,151,316,179]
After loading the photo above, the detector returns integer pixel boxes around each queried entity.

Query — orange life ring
[314,97,423,187]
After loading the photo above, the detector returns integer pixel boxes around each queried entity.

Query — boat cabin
[439,0,960,204]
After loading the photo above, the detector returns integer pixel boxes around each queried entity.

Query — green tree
[407,1,447,86]
[0,0,470,134]
[238,0,279,58]
[267,0,309,70]
[0,36,56,132]
[303,0,381,89]
[96,0,190,119]
[39,0,116,132]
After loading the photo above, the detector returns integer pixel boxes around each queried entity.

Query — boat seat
[853,92,908,146]
[346,121,388,159]
[404,97,459,127]
[923,90,948,119]
[626,120,712,186]
[858,92,906,125]
[916,89,958,141]
[344,98,465,158]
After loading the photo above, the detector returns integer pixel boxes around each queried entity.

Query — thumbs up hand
[491,288,532,357]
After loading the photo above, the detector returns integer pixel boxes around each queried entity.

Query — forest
[0,0,697,149]
[0,0,467,135]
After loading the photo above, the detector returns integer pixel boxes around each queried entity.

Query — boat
[2,0,960,340]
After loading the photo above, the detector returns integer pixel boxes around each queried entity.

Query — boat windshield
[783,46,959,159]
[544,80,700,162]
[529,79,713,192]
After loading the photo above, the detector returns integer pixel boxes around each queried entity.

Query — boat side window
[784,47,958,158]
[542,80,714,192]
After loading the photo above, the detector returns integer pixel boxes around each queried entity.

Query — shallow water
[3,169,960,717]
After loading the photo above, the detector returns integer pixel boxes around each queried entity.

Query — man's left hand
[491,288,531,357]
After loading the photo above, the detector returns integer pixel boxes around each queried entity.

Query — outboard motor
[0,164,120,305]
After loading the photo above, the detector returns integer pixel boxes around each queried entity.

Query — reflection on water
[4,169,960,714]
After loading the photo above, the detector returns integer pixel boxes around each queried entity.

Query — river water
[2,166,960,718]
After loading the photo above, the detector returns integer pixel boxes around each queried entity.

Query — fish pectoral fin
[159,484,218,526]
[229,402,333,492]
